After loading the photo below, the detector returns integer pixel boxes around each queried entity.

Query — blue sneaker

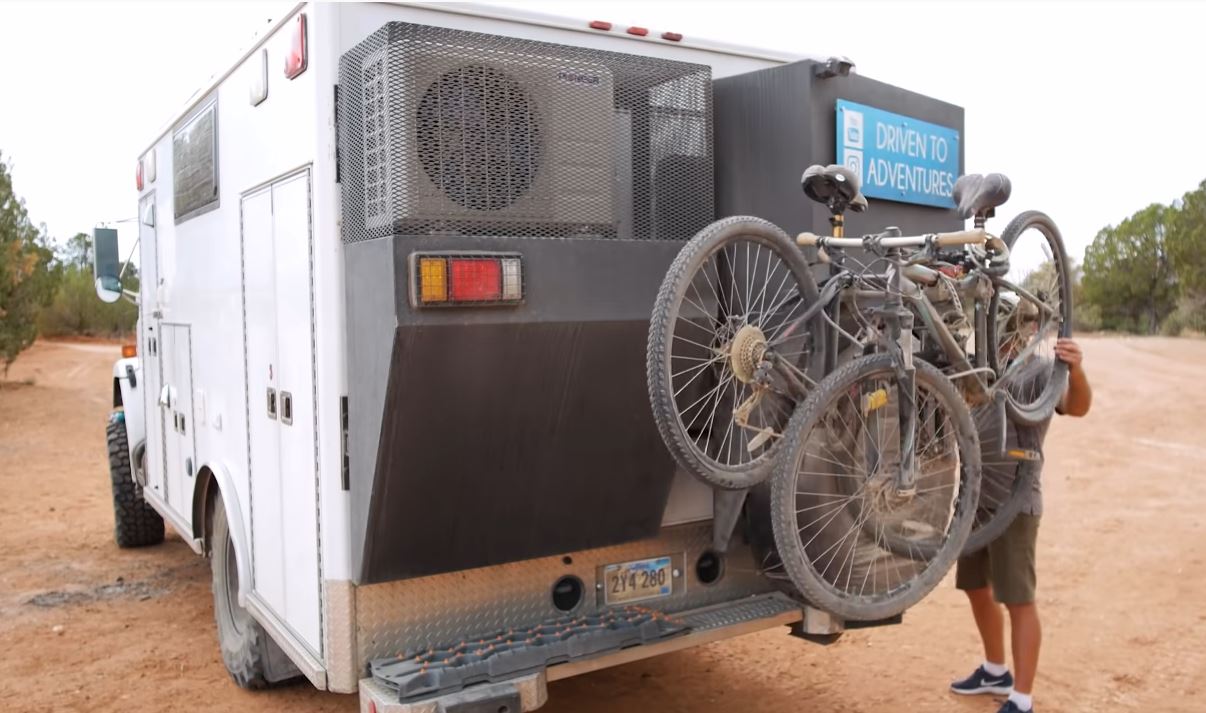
[996,701,1032,713]
[950,665,1013,695]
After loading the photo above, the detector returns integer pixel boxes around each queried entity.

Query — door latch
[267,388,278,420]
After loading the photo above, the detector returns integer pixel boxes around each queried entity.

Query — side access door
[240,168,322,657]
[137,192,167,501]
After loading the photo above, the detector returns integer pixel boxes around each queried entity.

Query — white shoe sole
[950,684,1013,696]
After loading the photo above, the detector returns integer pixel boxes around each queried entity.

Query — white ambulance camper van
[92,3,964,709]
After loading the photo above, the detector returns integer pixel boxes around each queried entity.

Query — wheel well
[193,466,220,555]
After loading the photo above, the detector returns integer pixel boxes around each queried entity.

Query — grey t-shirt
[1004,358,1056,516]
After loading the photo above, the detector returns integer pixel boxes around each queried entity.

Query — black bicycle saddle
[802,164,867,213]
[952,173,1011,219]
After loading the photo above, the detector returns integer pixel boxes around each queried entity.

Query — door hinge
[340,396,350,491]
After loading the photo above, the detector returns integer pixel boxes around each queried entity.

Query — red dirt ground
[1,337,1203,712]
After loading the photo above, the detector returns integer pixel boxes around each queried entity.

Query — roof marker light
[285,13,307,79]
[626,26,649,37]
[661,32,683,42]
[589,20,612,31]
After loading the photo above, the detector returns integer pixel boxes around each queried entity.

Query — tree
[1168,180,1206,295]
[38,232,138,339]
[1081,204,1177,334]
[0,152,59,376]
[61,231,92,271]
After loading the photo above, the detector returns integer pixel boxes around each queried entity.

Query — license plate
[602,556,674,605]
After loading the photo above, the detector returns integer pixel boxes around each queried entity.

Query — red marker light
[661,32,683,42]
[136,160,144,191]
[626,26,649,37]
[285,13,307,79]
[588,20,612,31]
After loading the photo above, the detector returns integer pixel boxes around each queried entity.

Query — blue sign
[835,100,960,209]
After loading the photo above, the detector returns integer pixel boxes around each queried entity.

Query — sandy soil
[1,337,1203,712]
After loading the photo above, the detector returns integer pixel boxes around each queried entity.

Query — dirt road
[1,337,1203,712]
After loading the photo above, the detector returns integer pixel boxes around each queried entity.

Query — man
[949,337,1092,713]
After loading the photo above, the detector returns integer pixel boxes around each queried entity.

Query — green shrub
[37,267,137,338]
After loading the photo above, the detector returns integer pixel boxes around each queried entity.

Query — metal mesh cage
[338,22,713,242]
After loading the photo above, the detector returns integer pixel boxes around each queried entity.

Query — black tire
[961,401,1040,556]
[647,216,825,490]
[770,354,981,621]
[107,414,164,548]
[211,497,298,689]
[988,210,1072,427]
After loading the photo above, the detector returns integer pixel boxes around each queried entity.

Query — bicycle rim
[990,211,1072,425]
[648,217,824,490]
[770,354,980,620]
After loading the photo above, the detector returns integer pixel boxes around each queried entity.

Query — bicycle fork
[882,246,919,497]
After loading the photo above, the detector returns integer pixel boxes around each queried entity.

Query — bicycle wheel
[988,210,1072,427]
[648,216,826,490]
[769,354,980,620]
[961,399,1040,555]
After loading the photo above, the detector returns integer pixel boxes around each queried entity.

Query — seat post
[830,212,845,238]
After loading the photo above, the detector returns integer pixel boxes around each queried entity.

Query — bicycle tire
[647,216,825,490]
[988,210,1072,427]
[769,354,981,620]
[960,400,1041,555]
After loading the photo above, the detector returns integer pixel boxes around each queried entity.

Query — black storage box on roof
[714,59,965,237]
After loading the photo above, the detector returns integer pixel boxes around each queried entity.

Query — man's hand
[1054,338,1083,370]
[1055,337,1091,416]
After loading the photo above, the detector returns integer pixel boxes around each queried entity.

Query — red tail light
[135,160,144,191]
[450,259,502,302]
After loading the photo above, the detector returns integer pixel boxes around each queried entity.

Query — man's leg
[952,551,1012,695]
[1006,601,1042,695]
[966,586,1007,665]
[991,514,1041,711]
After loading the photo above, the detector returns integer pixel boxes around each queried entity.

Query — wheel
[769,354,981,621]
[961,400,1040,555]
[988,210,1072,426]
[106,413,164,548]
[211,496,299,689]
[647,216,826,490]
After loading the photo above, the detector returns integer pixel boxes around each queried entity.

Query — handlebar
[796,229,992,249]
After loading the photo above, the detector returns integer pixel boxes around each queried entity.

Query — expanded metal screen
[338,22,713,242]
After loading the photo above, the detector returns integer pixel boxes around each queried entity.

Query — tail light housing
[411,253,524,307]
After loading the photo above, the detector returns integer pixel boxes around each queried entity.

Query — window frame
[172,98,221,224]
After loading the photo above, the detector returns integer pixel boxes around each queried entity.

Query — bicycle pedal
[1005,448,1043,462]
[746,428,777,453]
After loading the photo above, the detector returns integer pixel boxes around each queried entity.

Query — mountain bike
[647,166,1071,618]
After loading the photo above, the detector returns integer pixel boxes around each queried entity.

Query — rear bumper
[359,592,805,712]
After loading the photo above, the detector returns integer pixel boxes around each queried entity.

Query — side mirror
[93,227,123,303]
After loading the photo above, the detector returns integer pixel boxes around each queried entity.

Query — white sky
[1,0,1204,266]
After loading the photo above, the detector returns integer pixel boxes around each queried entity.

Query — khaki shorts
[955,513,1040,604]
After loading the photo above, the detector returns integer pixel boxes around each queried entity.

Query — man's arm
[1054,338,1092,417]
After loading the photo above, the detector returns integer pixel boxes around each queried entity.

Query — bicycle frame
[766,223,1059,490]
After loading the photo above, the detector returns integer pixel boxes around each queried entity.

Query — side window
[173,102,219,222]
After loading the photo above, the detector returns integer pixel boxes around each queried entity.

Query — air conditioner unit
[356,37,616,234]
